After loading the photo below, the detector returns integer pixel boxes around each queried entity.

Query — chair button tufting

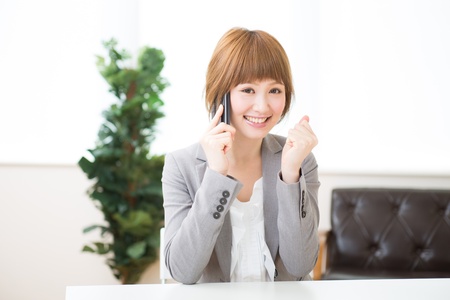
[392,205,399,214]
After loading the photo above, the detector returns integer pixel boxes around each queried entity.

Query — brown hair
[205,27,294,119]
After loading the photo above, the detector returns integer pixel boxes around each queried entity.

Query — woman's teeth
[245,116,268,124]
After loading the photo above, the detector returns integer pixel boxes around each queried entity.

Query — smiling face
[205,28,294,121]
[230,79,286,140]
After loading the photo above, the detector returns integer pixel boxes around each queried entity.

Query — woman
[162,27,320,284]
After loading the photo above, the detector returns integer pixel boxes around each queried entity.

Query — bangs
[230,33,288,86]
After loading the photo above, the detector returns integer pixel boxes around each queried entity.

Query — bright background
[1,0,449,174]
[1,1,449,300]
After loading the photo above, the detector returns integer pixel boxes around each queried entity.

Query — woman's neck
[227,135,264,165]
[227,135,264,202]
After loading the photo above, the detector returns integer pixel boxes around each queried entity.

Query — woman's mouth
[244,116,269,124]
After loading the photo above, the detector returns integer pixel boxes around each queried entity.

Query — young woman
[161,27,320,284]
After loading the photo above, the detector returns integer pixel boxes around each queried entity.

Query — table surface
[66,278,450,300]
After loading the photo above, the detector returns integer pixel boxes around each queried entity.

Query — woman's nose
[253,93,269,111]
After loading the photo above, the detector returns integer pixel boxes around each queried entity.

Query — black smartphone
[211,92,231,125]
[221,92,230,125]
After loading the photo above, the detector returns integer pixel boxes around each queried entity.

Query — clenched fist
[281,115,318,183]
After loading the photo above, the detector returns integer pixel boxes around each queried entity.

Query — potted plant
[78,38,169,284]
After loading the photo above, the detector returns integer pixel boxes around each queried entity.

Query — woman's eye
[242,88,254,94]
[270,88,282,94]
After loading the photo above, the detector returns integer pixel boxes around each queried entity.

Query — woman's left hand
[281,115,318,184]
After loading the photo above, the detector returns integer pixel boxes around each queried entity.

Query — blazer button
[213,212,221,219]
[222,190,230,198]
[217,205,224,212]
[220,198,227,205]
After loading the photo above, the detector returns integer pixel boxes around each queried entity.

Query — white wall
[0,163,167,300]
[2,0,448,175]
[0,0,141,164]
[316,0,450,175]
[1,1,450,300]
[0,164,116,300]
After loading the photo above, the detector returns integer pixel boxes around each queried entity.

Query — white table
[66,278,450,300]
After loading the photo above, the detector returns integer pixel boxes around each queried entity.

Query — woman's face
[229,79,286,140]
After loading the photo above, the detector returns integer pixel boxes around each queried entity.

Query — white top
[229,177,276,282]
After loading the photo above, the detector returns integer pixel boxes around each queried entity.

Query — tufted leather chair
[315,188,450,280]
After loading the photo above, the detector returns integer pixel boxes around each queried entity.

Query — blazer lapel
[261,135,284,260]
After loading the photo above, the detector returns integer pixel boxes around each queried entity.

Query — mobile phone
[211,92,231,125]
[221,92,230,125]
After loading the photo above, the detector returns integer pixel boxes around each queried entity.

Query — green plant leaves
[113,210,154,236]
[78,38,169,284]
[126,241,147,259]
[83,224,100,234]
[82,242,111,255]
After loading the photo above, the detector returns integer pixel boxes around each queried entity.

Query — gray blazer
[162,134,320,284]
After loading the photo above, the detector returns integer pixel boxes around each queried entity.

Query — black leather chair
[314,188,450,280]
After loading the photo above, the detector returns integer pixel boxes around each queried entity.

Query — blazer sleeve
[162,150,243,284]
[276,152,320,279]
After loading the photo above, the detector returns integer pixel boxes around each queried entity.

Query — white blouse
[229,177,276,282]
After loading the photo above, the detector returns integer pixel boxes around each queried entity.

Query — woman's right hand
[200,104,235,176]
